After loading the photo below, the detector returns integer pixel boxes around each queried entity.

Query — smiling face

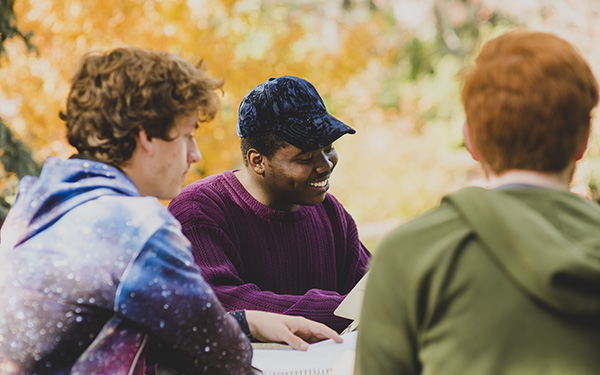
[148,112,202,199]
[258,142,338,211]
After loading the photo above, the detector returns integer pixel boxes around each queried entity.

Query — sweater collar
[223,170,310,221]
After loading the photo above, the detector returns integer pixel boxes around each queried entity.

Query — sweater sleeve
[185,219,353,332]
[169,189,356,332]
[329,196,371,294]
[115,223,253,374]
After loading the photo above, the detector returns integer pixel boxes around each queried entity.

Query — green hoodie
[356,186,600,375]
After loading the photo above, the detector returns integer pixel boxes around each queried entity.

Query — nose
[315,152,336,174]
[188,141,202,164]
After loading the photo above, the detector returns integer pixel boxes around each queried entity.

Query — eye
[297,154,312,163]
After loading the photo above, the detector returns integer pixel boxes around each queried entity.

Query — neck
[486,165,575,191]
[119,163,147,196]
[119,150,154,197]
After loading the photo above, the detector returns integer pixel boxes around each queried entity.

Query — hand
[245,310,343,351]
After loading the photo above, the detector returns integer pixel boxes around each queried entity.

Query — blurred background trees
[0,0,40,223]
[1,0,599,248]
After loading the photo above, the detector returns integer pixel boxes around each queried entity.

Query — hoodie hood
[444,186,600,317]
[1,157,140,248]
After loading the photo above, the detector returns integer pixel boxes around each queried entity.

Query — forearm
[216,284,352,332]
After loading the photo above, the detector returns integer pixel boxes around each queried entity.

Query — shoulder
[322,192,343,206]
[176,172,230,201]
[47,195,184,275]
[92,196,195,267]
[87,195,177,234]
[374,201,469,270]
[318,193,351,215]
[170,172,232,213]
[315,193,360,228]
[169,171,245,227]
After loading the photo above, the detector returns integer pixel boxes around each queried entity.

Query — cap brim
[279,113,356,151]
[314,114,356,149]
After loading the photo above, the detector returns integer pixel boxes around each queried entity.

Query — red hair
[462,30,598,173]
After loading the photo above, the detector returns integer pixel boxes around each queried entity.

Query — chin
[302,195,327,206]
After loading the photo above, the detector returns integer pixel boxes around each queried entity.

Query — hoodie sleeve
[115,223,253,375]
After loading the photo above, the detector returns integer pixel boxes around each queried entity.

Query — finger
[293,320,343,343]
[315,326,343,343]
[280,330,310,351]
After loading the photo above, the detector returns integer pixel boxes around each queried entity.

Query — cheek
[173,141,188,159]
[268,165,306,186]
[162,144,186,170]
[291,166,315,185]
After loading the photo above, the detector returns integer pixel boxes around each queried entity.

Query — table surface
[252,342,291,350]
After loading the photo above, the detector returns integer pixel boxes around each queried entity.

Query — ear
[574,124,591,161]
[247,149,265,176]
[137,128,154,155]
[463,122,482,161]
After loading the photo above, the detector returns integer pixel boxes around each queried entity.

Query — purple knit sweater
[168,170,371,332]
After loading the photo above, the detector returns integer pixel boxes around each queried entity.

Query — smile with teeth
[308,179,328,188]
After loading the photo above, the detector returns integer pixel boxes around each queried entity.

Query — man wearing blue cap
[0,52,342,375]
[169,76,371,333]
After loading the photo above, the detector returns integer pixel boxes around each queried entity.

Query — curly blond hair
[61,47,223,166]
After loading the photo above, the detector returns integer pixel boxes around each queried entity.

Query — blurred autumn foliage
[1,0,600,247]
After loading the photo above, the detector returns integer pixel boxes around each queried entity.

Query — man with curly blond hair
[356,30,600,375]
[0,47,340,375]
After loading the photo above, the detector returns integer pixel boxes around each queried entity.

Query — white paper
[252,331,358,374]
[334,272,369,322]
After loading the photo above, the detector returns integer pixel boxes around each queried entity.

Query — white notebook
[251,331,357,375]
[334,271,369,334]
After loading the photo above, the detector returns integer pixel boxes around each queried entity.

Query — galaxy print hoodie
[0,157,253,375]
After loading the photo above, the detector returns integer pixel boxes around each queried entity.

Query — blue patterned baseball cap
[236,76,356,151]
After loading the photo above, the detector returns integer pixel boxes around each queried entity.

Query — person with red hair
[356,30,600,375]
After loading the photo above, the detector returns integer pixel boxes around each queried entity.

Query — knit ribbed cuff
[228,309,252,338]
